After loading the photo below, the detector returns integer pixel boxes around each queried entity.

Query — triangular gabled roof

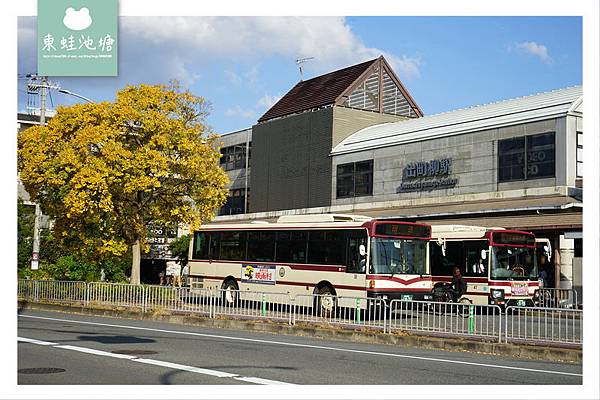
[258,56,422,123]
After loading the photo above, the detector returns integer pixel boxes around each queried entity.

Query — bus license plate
[401,295,413,301]
[516,299,526,307]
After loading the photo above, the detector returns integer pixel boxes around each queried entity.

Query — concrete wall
[332,118,574,206]
[251,108,334,212]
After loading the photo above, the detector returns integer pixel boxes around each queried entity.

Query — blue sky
[18,16,582,134]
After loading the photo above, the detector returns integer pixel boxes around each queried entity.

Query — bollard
[468,305,475,333]
[261,293,267,316]
[355,298,361,324]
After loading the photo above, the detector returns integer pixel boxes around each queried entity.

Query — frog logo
[63,7,93,31]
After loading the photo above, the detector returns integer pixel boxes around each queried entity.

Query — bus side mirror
[543,245,552,261]
[359,245,366,257]
[436,238,446,256]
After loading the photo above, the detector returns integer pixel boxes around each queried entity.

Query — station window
[576,131,582,178]
[498,132,555,182]
[336,160,374,198]
[219,143,251,171]
[219,188,249,216]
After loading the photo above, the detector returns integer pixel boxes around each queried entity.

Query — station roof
[257,56,422,123]
[331,86,583,155]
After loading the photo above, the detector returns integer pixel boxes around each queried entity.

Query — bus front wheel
[315,285,336,318]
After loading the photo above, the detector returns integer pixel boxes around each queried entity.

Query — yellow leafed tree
[18,83,229,284]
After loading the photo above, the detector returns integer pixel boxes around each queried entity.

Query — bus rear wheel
[222,279,239,306]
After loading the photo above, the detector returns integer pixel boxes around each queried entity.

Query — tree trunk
[130,239,141,285]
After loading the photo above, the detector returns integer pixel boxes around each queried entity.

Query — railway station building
[215,57,583,296]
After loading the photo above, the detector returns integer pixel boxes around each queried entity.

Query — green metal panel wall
[250,108,334,212]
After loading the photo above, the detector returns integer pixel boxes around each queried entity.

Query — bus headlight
[491,289,504,299]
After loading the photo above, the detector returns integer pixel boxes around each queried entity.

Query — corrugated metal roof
[331,86,582,155]
[257,59,377,122]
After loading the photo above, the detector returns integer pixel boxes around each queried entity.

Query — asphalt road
[17,309,582,385]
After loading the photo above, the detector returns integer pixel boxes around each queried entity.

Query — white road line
[234,376,293,385]
[132,358,238,378]
[19,314,583,378]
[17,336,57,346]
[54,344,138,360]
[18,335,293,385]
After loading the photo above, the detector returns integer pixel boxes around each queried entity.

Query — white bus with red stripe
[429,225,539,307]
[187,214,433,303]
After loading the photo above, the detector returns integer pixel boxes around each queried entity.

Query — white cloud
[121,17,423,80]
[256,93,282,109]
[224,106,257,119]
[224,70,242,86]
[516,41,553,64]
[224,66,259,87]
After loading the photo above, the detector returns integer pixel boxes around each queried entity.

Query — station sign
[397,157,458,193]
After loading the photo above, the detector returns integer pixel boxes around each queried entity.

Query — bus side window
[208,232,220,260]
[193,232,210,260]
[431,241,463,275]
[247,231,275,262]
[347,230,367,274]
[275,230,307,263]
[307,230,345,266]
[464,241,487,277]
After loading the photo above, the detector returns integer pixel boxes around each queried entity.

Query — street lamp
[57,88,94,104]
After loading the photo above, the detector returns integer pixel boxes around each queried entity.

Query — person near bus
[181,263,189,287]
[450,266,467,302]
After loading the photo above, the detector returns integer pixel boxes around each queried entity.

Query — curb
[17,301,581,364]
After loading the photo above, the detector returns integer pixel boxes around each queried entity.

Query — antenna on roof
[295,57,314,81]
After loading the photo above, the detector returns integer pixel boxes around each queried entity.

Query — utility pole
[26,75,87,270]
[30,76,48,270]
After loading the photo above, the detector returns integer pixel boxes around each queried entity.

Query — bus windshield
[370,237,427,275]
[490,245,537,280]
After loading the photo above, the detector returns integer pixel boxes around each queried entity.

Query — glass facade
[336,160,373,198]
[498,132,555,182]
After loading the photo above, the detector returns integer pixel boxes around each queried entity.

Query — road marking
[17,336,293,385]
[17,336,57,346]
[19,314,583,378]
[234,376,292,385]
[132,358,238,378]
[55,344,138,360]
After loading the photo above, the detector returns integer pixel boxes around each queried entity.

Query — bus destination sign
[492,232,535,246]
[374,223,431,238]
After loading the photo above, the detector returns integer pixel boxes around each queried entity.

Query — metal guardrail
[17,280,583,347]
[18,280,87,305]
[292,295,386,330]
[505,306,582,346]
[388,300,503,342]
[535,288,579,309]
[213,289,293,323]
[87,282,145,310]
